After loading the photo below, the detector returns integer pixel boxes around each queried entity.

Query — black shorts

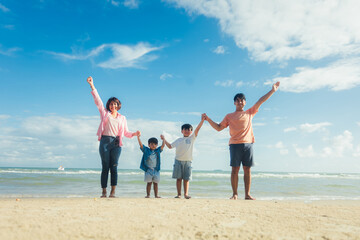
[229,143,253,167]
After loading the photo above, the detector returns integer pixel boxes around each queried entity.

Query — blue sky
[1,0,360,173]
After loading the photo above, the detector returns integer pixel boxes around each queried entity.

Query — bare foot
[185,195,191,199]
[174,195,181,199]
[145,195,150,198]
[101,190,107,198]
[155,196,162,198]
[245,195,256,200]
[230,194,238,200]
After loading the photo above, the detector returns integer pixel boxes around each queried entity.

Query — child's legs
[146,182,152,197]
[182,161,192,196]
[153,182,158,197]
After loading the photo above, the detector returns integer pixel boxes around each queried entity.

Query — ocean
[1,167,359,200]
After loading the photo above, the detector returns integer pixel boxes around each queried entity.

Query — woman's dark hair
[106,97,121,112]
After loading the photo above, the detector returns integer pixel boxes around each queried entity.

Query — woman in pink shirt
[87,76,139,198]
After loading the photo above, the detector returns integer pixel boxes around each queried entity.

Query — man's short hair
[233,93,246,102]
[181,124,193,131]
[148,137,158,145]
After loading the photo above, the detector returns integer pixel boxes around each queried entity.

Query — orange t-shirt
[220,106,258,145]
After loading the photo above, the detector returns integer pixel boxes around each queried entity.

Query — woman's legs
[99,138,110,197]
[109,145,121,197]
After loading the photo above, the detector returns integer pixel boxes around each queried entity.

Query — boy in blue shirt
[137,132,165,198]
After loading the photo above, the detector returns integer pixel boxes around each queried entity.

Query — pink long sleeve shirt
[91,89,134,146]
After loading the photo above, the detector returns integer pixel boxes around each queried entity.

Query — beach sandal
[174,195,181,199]
[185,195,191,199]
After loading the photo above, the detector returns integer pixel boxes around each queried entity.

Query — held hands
[202,113,209,121]
[160,134,165,140]
[136,131,141,137]
[272,81,280,92]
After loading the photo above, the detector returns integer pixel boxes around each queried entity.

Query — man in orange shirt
[205,82,280,200]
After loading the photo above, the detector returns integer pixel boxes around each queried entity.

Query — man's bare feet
[185,195,191,199]
[245,195,256,200]
[145,195,150,198]
[109,191,116,198]
[155,196,161,198]
[230,194,238,200]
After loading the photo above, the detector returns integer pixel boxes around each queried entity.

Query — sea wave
[253,173,360,180]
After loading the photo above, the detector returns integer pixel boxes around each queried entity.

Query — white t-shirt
[171,134,196,161]
[102,115,120,137]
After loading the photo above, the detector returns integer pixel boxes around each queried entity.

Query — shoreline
[2,198,360,239]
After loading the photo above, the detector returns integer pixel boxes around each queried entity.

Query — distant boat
[58,166,65,171]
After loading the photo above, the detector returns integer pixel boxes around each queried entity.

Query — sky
[1,0,360,173]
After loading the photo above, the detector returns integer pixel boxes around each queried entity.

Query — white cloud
[3,25,14,30]
[321,130,354,158]
[0,3,10,12]
[214,80,233,87]
[284,127,296,132]
[110,0,120,7]
[293,130,354,159]
[0,45,21,56]
[166,0,360,62]
[213,45,226,54]
[269,141,288,155]
[0,115,10,120]
[203,39,210,43]
[299,122,332,133]
[48,42,162,69]
[160,73,173,81]
[165,112,202,117]
[268,58,360,92]
[214,80,245,88]
[294,144,316,158]
[123,0,139,9]
[284,122,332,133]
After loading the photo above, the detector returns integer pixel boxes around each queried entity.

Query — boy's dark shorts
[229,143,254,167]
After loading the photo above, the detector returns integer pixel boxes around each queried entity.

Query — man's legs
[243,166,255,200]
[230,166,240,200]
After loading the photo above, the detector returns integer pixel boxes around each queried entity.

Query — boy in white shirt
[163,114,205,199]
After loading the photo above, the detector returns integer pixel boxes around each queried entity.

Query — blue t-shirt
[139,145,162,172]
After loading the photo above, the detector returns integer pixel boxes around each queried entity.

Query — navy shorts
[229,143,254,167]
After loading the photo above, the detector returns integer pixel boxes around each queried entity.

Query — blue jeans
[99,136,122,188]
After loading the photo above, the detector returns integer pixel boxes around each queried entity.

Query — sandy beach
[1,198,359,240]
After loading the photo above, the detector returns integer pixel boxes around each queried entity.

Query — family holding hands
[87,76,280,200]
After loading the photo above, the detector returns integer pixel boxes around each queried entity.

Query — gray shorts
[229,143,254,167]
[172,160,192,180]
[144,169,160,183]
